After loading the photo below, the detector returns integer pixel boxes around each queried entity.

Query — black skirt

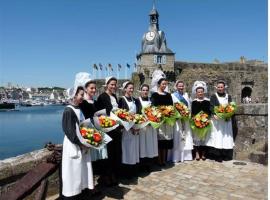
[158,139,173,149]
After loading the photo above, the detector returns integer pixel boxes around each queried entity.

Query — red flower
[93,132,102,142]
[80,129,87,137]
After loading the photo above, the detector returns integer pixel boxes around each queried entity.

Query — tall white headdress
[192,81,208,94]
[67,72,91,99]
[151,69,168,93]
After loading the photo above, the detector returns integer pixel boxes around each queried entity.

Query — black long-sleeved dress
[96,92,122,176]
[191,99,211,116]
[62,106,81,146]
[118,96,140,113]
[79,99,97,119]
[191,98,211,146]
[150,92,174,149]
[208,93,234,161]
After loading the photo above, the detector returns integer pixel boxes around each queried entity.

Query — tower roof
[149,8,159,16]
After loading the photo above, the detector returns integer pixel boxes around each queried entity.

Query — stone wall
[174,62,268,104]
[0,148,59,198]
[234,104,268,164]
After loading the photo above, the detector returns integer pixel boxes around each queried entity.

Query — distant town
[0,83,68,106]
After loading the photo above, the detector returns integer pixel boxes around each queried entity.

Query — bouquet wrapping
[93,109,119,132]
[142,106,164,129]
[111,109,135,131]
[214,102,237,121]
[76,119,112,149]
[174,102,190,120]
[158,105,181,126]
[132,114,149,130]
[190,111,211,140]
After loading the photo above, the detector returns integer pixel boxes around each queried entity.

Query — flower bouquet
[158,105,180,126]
[110,109,135,131]
[142,106,164,129]
[174,102,190,120]
[214,102,237,121]
[190,111,211,140]
[76,119,112,149]
[132,114,149,130]
[93,115,119,133]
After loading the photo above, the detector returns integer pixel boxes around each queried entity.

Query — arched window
[241,87,252,103]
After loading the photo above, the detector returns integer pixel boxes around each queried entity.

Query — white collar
[193,97,209,102]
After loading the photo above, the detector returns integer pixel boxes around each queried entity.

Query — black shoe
[215,158,223,162]
[90,188,102,196]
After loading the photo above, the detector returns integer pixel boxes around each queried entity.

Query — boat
[0,102,15,110]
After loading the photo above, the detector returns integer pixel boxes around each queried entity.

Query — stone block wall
[234,104,268,164]
[0,148,59,198]
[174,62,268,104]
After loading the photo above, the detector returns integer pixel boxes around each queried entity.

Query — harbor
[0,105,65,160]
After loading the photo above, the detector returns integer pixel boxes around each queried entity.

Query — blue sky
[0,0,267,88]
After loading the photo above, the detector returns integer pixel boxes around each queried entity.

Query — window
[154,55,166,64]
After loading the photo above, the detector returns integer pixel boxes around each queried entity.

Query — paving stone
[48,160,267,200]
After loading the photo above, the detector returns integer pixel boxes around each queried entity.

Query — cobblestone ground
[48,160,267,200]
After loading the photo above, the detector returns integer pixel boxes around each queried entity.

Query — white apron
[168,93,193,162]
[206,93,234,149]
[62,105,93,197]
[85,100,108,162]
[139,97,158,158]
[121,97,140,164]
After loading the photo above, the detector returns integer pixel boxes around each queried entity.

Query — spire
[149,2,159,31]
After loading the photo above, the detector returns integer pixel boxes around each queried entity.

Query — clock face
[146,31,156,41]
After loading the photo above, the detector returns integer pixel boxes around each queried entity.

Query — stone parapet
[234,104,267,164]
[0,148,55,197]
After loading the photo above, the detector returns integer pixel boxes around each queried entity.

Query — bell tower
[136,5,175,85]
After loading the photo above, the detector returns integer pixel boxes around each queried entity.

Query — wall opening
[241,87,252,103]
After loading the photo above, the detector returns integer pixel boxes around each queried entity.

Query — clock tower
[136,5,175,85]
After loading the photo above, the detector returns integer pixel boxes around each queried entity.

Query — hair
[75,86,84,96]
[85,80,96,88]
[124,82,134,89]
[217,80,226,86]
[176,81,184,86]
[140,84,149,91]
[107,77,117,85]
[196,87,204,92]
[157,78,166,85]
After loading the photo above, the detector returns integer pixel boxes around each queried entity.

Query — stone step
[249,151,267,165]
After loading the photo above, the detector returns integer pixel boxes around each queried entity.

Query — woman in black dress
[191,81,211,161]
[118,81,141,178]
[207,80,234,162]
[79,77,105,195]
[151,78,174,166]
[96,76,121,186]
[61,84,93,199]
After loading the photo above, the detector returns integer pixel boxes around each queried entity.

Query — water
[0,105,65,160]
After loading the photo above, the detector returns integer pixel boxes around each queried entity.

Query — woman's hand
[213,115,219,120]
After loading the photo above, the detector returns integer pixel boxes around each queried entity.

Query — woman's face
[125,84,134,97]
[159,80,168,92]
[217,83,225,94]
[74,90,84,105]
[177,82,184,93]
[140,86,149,98]
[196,88,204,99]
[107,80,117,94]
[85,83,96,97]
